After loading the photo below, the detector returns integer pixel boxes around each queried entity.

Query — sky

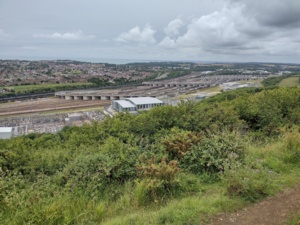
[0,0,300,64]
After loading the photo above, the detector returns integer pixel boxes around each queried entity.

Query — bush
[60,138,140,197]
[180,132,245,174]
[233,87,300,135]
[221,157,274,202]
[282,132,300,164]
[135,157,179,205]
[162,128,202,159]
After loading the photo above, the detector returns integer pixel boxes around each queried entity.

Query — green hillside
[1,87,300,224]
[0,82,96,97]
[279,76,300,87]
[262,74,300,87]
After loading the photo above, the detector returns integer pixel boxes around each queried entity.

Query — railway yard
[55,74,265,100]
[0,73,265,136]
[0,98,109,135]
[0,98,110,116]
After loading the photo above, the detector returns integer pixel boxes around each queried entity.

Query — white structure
[68,113,83,121]
[0,127,13,139]
[220,82,256,91]
[112,97,164,113]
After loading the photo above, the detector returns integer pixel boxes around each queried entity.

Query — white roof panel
[115,100,136,108]
[126,97,163,105]
[0,127,12,132]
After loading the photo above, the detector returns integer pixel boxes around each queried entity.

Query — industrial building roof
[0,127,12,132]
[116,100,136,108]
[126,97,163,105]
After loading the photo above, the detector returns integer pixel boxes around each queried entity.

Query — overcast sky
[0,0,300,63]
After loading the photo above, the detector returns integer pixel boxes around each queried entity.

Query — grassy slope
[279,77,300,87]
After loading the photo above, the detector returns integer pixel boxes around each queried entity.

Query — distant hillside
[262,74,300,87]
[279,75,300,87]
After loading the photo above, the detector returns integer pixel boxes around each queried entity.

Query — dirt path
[210,186,300,225]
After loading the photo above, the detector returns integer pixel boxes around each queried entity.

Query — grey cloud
[160,6,250,49]
[229,0,300,28]
[158,0,300,62]
[0,0,299,63]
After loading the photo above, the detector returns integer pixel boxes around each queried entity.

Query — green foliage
[177,101,246,133]
[221,156,274,202]
[284,213,300,225]
[1,86,300,224]
[0,82,96,98]
[167,69,191,78]
[60,137,140,197]
[135,157,180,204]
[233,87,300,135]
[282,131,300,164]
[204,87,262,103]
[180,132,245,174]
[163,128,202,159]
[88,77,110,86]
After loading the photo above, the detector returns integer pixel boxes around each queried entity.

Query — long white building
[0,127,13,139]
[112,97,164,113]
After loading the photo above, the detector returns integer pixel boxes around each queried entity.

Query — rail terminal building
[112,97,164,113]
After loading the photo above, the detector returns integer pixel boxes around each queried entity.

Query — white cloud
[164,18,184,37]
[159,37,176,48]
[159,4,268,53]
[115,24,156,44]
[176,6,251,49]
[1,0,300,63]
[33,30,95,40]
[157,1,300,62]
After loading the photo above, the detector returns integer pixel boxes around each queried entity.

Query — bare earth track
[210,185,300,225]
[0,98,110,116]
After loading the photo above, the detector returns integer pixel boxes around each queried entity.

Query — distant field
[279,76,300,87]
[2,82,95,92]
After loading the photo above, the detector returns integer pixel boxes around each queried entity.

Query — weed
[221,156,275,202]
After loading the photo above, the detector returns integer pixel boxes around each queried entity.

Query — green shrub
[180,132,245,174]
[135,157,180,205]
[283,213,300,225]
[221,157,274,202]
[233,87,300,135]
[94,201,107,221]
[282,132,300,164]
[162,128,202,159]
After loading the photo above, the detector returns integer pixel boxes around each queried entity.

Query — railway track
[0,99,110,116]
